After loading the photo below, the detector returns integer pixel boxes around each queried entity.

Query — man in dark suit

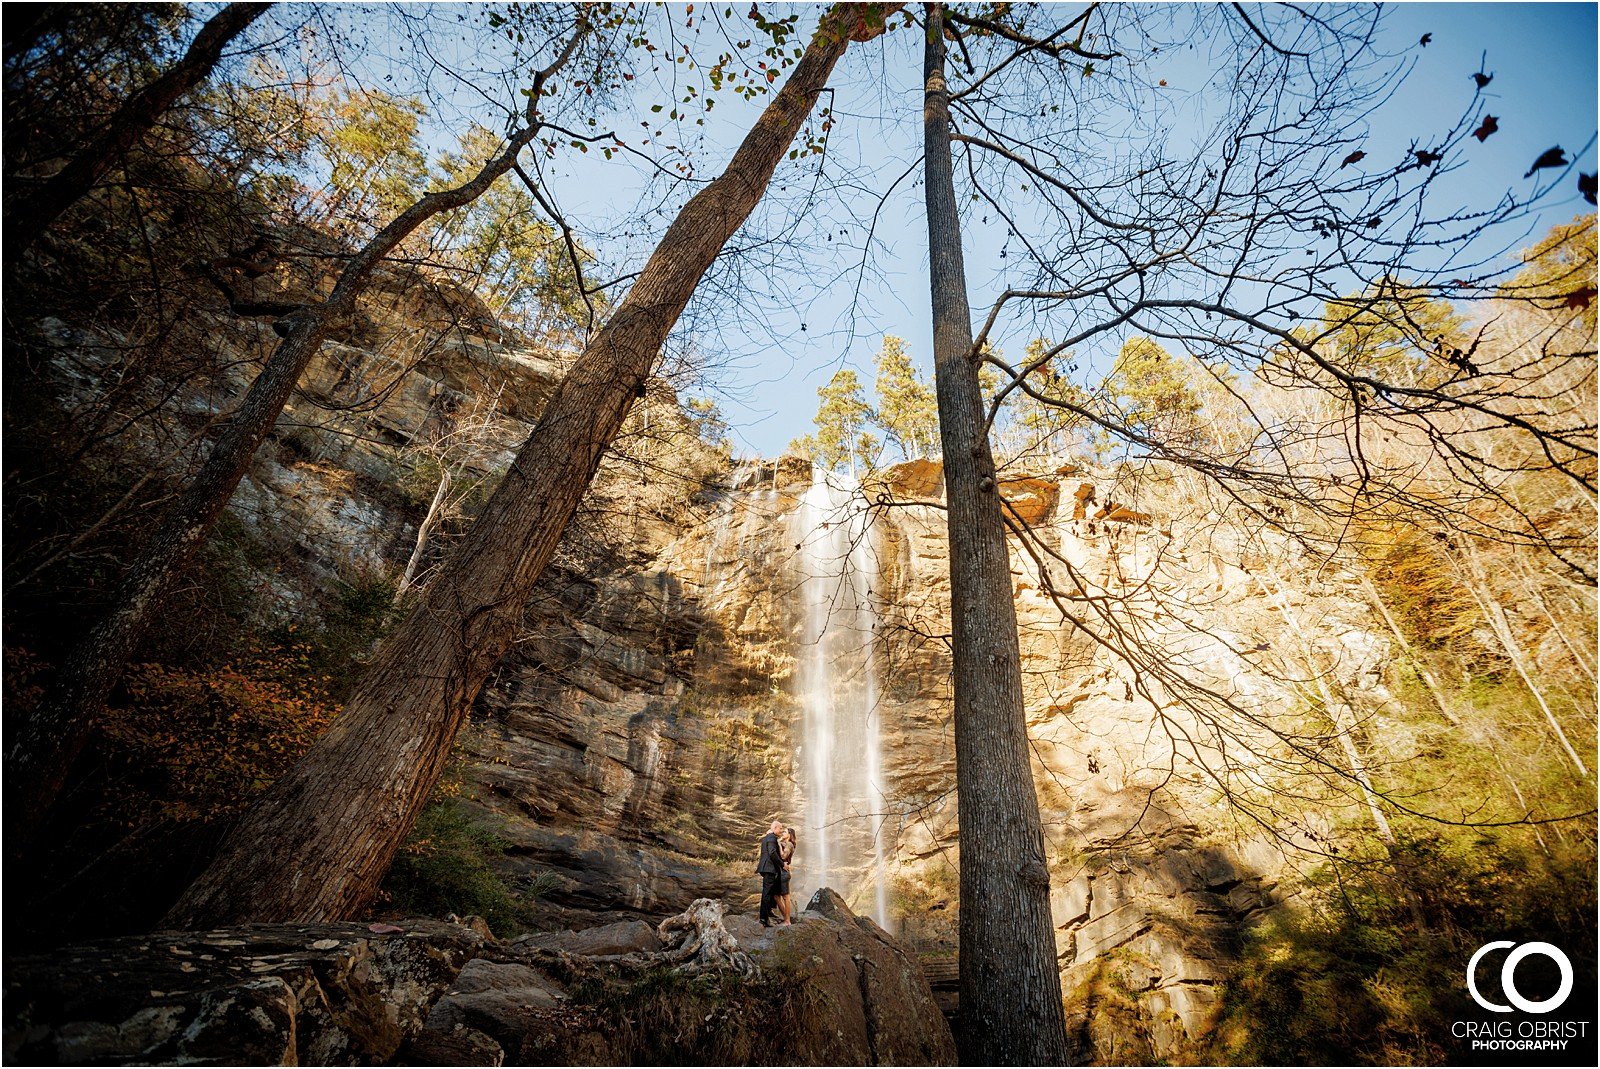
[755,819,785,926]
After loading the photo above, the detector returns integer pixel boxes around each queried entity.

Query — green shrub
[380,799,549,937]
[261,572,398,698]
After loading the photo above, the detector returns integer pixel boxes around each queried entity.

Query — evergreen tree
[685,396,730,453]
[1504,214,1598,334]
[431,125,593,329]
[1011,337,1087,459]
[318,88,428,231]
[1104,335,1204,447]
[873,334,939,461]
[1316,281,1465,386]
[811,367,879,475]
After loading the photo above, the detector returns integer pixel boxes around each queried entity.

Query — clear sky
[293,2,1600,459]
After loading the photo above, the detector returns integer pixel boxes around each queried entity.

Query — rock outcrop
[3,920,484,1066]
[449,453,1407,1062]
[4,896,954,1068]
[404,889,955,1067]
[27,231,1410,1064]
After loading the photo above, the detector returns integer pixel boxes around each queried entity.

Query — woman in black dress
[776,826,797,924]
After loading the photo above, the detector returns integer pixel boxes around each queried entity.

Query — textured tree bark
[166,3,899,929]
[7,93,559,831]
[4,2,273,255]
[920,5,1071,1064]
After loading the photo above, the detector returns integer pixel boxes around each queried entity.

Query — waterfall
[792,466,889,928]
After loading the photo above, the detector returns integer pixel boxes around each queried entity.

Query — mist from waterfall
[792,467,889,928]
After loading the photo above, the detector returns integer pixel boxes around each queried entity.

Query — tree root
[656,898,759,979]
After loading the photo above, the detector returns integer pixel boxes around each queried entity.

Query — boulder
[514,919,660,957]
[3,920,483,1066]
[406,893,956,1067]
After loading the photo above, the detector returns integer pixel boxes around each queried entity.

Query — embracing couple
[755,819,797,927]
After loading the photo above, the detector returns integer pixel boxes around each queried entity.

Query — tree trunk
[396,469,452,598]
[7,84,563,829]
[921,6,1070,1064]
[1263,569,1394,842]
[4,2,273,256]
[1511,556,1596,686]
[166,3,898,929]
[1357,574,1458,725]
[1455,543,1590,779]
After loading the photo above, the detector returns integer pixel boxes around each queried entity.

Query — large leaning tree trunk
[921,5,1070,1064]
[4,28,589,833]
[3,2,272,257]
[166,2,900,929]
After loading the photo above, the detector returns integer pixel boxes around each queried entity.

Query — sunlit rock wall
[456,453,1405,1062]
[30,253,1406,1062]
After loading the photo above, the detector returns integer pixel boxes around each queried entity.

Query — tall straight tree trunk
[4,2,272,255]
[166,3,899,929]
[921,5,1070,1064]
[1262,568,1394,842]
[5,35,585,829]
[1455,543,1590,779]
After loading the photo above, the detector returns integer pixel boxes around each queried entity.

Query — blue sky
[299,3,1599,459]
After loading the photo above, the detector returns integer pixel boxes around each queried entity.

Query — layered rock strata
[28,246,1409,1062]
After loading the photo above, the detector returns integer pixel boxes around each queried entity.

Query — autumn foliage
[96,640,339,825]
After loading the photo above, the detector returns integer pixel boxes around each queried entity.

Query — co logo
[1467,941,1573,1014]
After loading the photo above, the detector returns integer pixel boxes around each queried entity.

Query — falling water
[792,466,889,928]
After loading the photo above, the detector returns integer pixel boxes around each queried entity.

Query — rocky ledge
[4,892,954,1067]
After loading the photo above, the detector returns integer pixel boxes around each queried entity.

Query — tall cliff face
[448,452,1408,1062]
[26,256,1409,1062]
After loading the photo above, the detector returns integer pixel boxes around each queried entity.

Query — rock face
[3,920,485,1066]
[449,454,1407,1062]
[4,899,953,1068]
[404,890,955,1067]
[30,236,1408,1063]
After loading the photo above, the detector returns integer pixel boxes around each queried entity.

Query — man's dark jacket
[756,832,783,875]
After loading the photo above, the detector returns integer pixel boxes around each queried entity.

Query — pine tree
[1316,281,1465,386]
[874,334,939,461]
[431,125,592,328]
[1011,336,1086,459]
[685,396,730,453]
[1504,214,1598,334]
[812,368,879,475]
[317,89,429,231]
[1104,335,1204,446]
